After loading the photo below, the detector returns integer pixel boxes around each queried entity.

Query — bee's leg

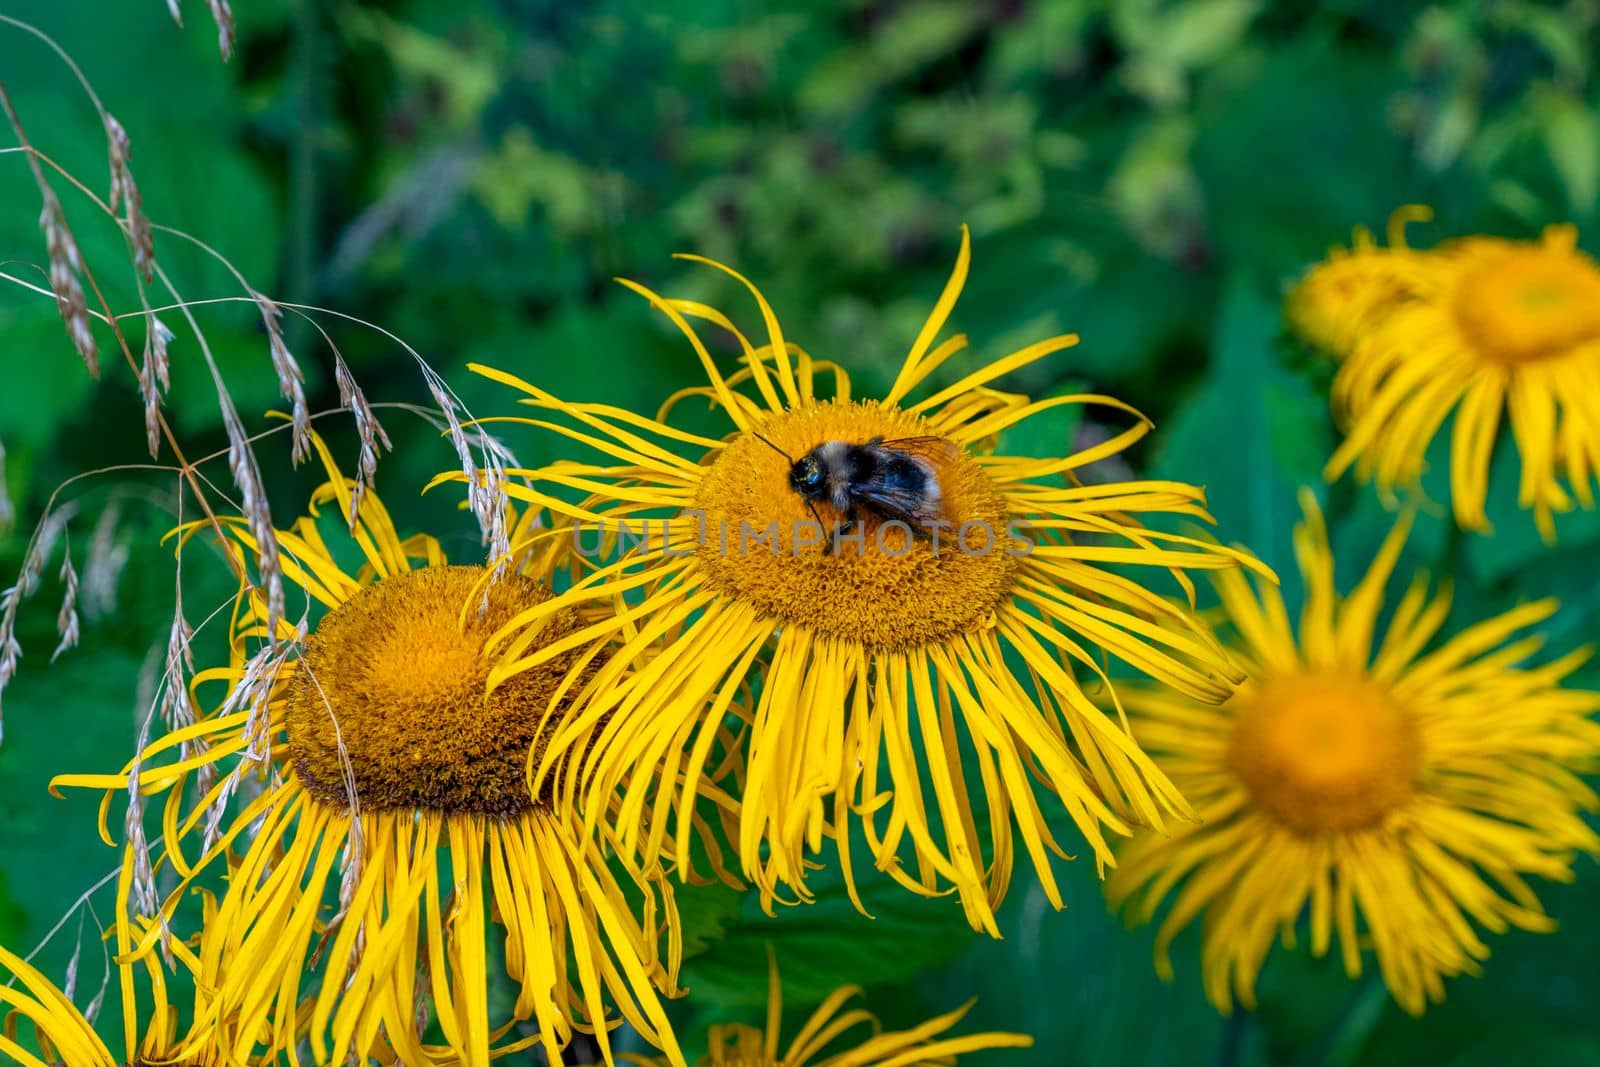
[829,507,860,555]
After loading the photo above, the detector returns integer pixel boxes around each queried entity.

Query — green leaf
[0,306,98,446]
[1418,91,1480,173]
[1255,955,1388,1065]
[338,8,503,132]
[924,869,1226,1067]
[0,640,151,1040]
[1502,5,1590,84]
[1154,274,1331,579]
[1155,0,1262,71]
[1193,40,1411,280]
[995,381,1085,460]
[1353,878,1600,1066]
[871,1,981,74]
[1538,90,1600,217]
[673,881,745,961]
[1465,439,1600,583]
[1448,1032,1600,1067]
[676,838,981,1018]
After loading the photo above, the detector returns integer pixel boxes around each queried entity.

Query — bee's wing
[856,437,951,526]
[879,435,958,462]
[852,481,944,526]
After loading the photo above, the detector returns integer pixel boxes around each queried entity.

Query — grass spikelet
[255,295,312,463]
[137,316,174,457]
[158,606,196,734]
[425,373,511,571]
[51,539,80,662]
[82,502,128,620]
[123,692,162,930]
[104,113,153,280]
[204,0,234,59]
[165,0,234,59]
[0,505,75,730]
[334,355,391,526]
[38,188,98,376]
[224,413,284,642]
[0,585,22,738]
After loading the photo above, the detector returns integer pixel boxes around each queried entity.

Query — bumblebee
[756,433,952,534]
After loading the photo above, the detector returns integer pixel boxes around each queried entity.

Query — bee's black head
[790,455,825,498]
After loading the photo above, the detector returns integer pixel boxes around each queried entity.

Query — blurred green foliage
[4,1,1600,1064]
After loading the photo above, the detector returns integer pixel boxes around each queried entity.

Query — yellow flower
[1285,207,1429,357]
[1323,219,1600,538]
[52,439,717,1067]
[1106,490,1600,1015]
[620,956,1031,1067]
[451,227,1270,933]
[0,926,231,1066]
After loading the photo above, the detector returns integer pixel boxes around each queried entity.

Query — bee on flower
[446,226,1273,934]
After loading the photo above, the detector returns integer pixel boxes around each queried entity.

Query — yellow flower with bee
[445,226,1272,934]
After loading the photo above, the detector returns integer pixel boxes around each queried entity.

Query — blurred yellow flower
[451,226,1270,934]
[1321,219,1600,538]
[52,440,717,1067]
[620,956,1031,1067]
[1285,208,1428,357]
[1107,491,1600,1015]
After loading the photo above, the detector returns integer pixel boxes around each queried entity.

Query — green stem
[1319,973,1388,1067]
[1217,1008,1250,1067]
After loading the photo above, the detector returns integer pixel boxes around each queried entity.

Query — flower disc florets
[693,400,1017,650]
[1228,674,1419,834]
[1453,243,1600,364]
[285,565,584,816]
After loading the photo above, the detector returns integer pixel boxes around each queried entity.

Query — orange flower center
[691,400,1018,650]
[1227,674,1420,834]
[1455,247,1600,364]
[284,565,588,816]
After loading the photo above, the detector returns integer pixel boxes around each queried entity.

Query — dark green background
[3,2,1599,1063]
